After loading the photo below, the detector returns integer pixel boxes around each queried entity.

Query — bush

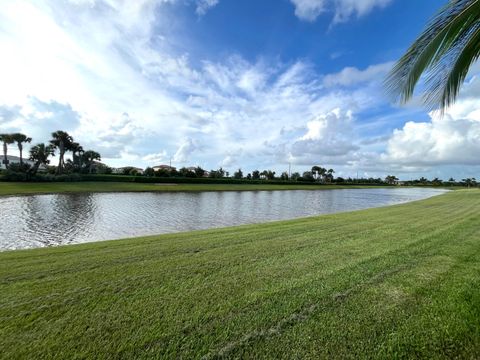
[7,163,31,173]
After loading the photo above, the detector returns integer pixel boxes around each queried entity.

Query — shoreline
[0,181,451,198]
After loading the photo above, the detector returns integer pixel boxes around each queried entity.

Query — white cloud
[0,97,81,146]
[288,108,358,164]
[290,0,393,23]
[381,75,480,168]
[323,62,393,87]
[143,151,168,164]
[290,0,326,22]
[195,0,219,15]
[173,138,199,163]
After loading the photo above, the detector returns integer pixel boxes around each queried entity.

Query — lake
[0,187,447,251]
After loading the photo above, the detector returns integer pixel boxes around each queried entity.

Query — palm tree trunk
[2,142,8,169]
[19,143,23,165]
[57,142,64,174]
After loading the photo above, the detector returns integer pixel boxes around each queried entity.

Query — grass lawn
[0,190,479,358]
[0,181,389,196]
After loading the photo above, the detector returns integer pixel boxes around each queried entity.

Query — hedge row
[0,172,389,186]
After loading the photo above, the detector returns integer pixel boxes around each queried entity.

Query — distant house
[152,165,176,172]
[0,155,45,171]
[113,166,144,175]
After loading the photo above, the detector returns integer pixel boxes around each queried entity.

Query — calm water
[0,188,447,251]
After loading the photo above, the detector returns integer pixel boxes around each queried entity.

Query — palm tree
[82,150,101,174]
[28,144,55,175]
[50,131,73,174]
[386,0,480,112]
[326,168,335,183]
[70,142,84,169]
[385,175,399,185]
[11,133,32,165]
[0,134,14,169]
[317,167,327,182]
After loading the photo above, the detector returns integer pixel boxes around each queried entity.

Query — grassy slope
[0,181,387,196]
[0,190,479,359]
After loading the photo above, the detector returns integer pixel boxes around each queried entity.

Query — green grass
[0,181,387,196]
[1,190,479,359]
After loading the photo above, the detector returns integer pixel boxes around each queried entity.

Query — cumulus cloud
[288,108,358,164]
[381,75,480,169]
[173,138,199,163]
[383,113,480,166]
[290,0,393,23]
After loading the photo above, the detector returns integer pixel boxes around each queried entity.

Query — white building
[0,155,38,170]
[112,166,144,175]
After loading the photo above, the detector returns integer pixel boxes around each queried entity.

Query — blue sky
[1,0,479,180]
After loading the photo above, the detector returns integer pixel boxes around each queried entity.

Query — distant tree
[208,167,225,178]
[144,167,155,177]
[432,177,442,186]
[311,165,329,181]
[155,168,170,177]
[95,163,112,175]
[280,171,289,181]
[325,168,335,183]
[419,176,429,184]
[233,168,243,179]
[194,166,205,177]
[82,150,101,174]
[0,134,14,169]
[246,173,252,180]
[70,142,84,170]
[11,133,32,165]
[28,143,55,175]
[302,171,314,182]
[291,172,301,181]
[261,170,275,180]
[179,167,192,177]
[121,167,133,175]
[462,177,477,188]
[252,170,260,179]
[50,131,73,174]
[385,175,399,185]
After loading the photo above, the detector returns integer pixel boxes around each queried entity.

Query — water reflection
[0,188,447,251]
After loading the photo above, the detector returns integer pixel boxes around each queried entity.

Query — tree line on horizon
[1,132,476,187]
[0,131,102,177]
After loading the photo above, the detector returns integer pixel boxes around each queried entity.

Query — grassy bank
[0,181,388,197]
[1,190,479,358]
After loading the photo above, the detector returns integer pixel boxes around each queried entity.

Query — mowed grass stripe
[0,190,479,359]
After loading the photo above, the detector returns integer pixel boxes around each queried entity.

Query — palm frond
[385,0,480,111]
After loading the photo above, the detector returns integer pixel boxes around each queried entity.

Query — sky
[0,0,479,180]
